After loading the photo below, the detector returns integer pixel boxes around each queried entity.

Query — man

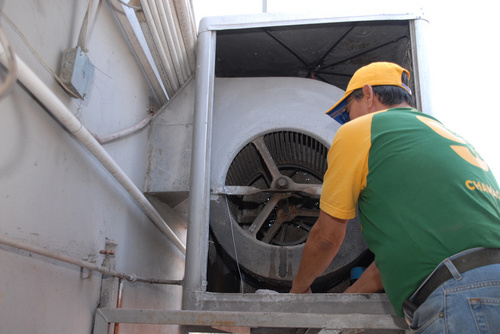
[290,62,500,332]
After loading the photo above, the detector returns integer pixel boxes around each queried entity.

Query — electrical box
[60,46,94,99]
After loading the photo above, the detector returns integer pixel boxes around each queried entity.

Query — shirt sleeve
[320,114,373,219]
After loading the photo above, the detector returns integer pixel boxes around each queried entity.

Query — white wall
[0,1,185,333]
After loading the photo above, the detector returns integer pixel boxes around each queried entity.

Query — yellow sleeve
[320,114,373,219]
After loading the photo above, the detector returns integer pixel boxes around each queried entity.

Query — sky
[192,0,500,177]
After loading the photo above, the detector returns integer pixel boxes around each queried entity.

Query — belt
[403,248,500,319]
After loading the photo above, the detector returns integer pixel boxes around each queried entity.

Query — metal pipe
[107,0,168,105]
[172,0,197,71]
[98,111,154,144]
[114,278,125,334]
[182,29,216,309]
[0,45,186,255]
[139,0,180,92]
[168,0,194,76]
[96,74,193,144]
[0,234,183,285]
[156,0,189,82]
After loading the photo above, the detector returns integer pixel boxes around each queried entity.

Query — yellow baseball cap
[326,62,412,124]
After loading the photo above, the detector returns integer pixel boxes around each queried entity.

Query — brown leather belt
[403,248,500,319]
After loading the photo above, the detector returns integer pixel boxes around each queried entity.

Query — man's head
[326,62,414,124]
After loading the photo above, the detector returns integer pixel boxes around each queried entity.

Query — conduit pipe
[154,0,189,82]
[136,0,197,98]
[0,45,186,255]
[107,0,168,105]
[97,111,154,144]
[96,74,193,144]
[165,0,193,78]
[114,278,125,334]
[0,234,183,285]
[139,0,180,94]
[172,0,197,71]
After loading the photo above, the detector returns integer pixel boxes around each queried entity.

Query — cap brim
[325,93,350,125]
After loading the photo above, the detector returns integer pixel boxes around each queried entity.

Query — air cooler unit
[200,16,418,293]
[162,14,429,327]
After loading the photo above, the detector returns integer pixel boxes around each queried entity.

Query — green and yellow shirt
[320,107,500,316]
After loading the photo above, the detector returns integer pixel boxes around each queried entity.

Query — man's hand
[290,210,348,294]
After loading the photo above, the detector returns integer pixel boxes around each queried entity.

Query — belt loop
[444,258,462,281]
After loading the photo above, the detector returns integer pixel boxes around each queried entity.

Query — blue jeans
[408,260,500,334]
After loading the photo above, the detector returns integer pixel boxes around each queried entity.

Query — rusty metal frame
[94,308,408,332]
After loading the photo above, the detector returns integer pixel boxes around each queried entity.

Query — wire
[83,0,92,52]
[0,9,81,99]
[225,196,245,293]
[0,25,17,101]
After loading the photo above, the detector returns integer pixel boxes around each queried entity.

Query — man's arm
[290,210,348,293]
[344,261,384,293]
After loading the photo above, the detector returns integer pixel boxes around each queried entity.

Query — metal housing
[180,12,429,333]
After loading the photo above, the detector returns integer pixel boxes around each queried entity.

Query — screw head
[276,178,288,189]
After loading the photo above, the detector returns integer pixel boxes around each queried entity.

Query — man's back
[321,107,500,314]
[353,107,500,314]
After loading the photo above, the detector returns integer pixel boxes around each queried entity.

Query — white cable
[225,196,245,293]
[77,0,100,52]
[0,9,80,99]
[0,25,17,101]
